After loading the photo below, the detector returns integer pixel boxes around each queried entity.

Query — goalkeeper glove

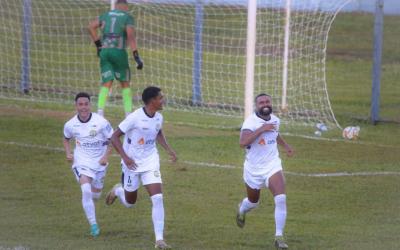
[94,40,102,57]
[133,50,143,70]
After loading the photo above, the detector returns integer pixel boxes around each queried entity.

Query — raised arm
[239,123,276,148]
[156,129,177,162]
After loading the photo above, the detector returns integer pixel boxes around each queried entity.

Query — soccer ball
[316,123,328,132]
[314,130,322,137]
[342,126,360,140]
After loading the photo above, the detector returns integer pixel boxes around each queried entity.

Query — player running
[236,93,294,249]
[107,86,177,249]
[88,0,143,117]
[63,92,114,237]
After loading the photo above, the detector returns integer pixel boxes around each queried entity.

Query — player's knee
[246,197,259,208]
[150,193,163,206]
[92,191,102,201]
[274,194,286,207]
[81,183,92,200]
[125,196,137,206]
[248,195,260,204]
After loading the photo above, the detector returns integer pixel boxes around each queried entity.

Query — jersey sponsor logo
[146,139,156,145]
[137,137,155,145]
[109,12,125,17]
[79,140,103,148]
[138,138,145,145]
[258,138,276,146]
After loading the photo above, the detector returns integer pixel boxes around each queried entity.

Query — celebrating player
[236,93,294,249]
[107,86,177,249]
[63,92,114,237]
[88,0,143,117]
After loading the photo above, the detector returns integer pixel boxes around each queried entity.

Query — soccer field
[0,103,399,250]
[1,11,400,250]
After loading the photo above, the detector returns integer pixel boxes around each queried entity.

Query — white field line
[2,140,399,177]
[280,132,400,149]
[165,121,399,149]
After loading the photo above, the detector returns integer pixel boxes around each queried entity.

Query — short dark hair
[255,93,271,102]
[142,86,161,104]
[75,92,91,102]
[116,0,128,4]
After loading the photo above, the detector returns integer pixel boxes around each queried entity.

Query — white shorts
[122,168,162,192]
[243,158,282,190]
[72,165,107,190]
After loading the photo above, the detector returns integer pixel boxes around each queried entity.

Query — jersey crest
[89,129,97,137]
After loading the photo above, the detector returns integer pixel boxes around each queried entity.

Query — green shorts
[99,48,131,84]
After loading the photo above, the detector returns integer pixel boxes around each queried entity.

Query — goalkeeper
[88,0,143,117]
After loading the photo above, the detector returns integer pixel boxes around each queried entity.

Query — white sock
[116,186,134,208]
[274,194,287,236]
[239,197,259,215]
[81,183,96,225]
[92,191,102,202]
[151,194,165,241]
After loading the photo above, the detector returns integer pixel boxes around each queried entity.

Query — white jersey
[64,113,113,171]
[241,113,281,174]
[118,107,163,172]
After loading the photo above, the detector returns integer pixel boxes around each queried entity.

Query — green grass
[0,104,399,250]
[1,6,400,250]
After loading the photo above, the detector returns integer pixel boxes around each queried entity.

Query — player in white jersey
[63,92,113,237]
[236,93,294,250]
[106,86,177,250]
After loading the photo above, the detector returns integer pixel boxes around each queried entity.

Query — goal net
[0,0,351,127]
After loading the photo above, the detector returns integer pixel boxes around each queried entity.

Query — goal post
[281,0,291,112]
[244,0,257,119]
[20,0,32,94]
[0,0,352,129]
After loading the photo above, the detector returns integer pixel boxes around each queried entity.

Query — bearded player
[236,93,294,249]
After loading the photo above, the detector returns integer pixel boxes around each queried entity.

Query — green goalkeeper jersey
[99,9,135,50]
